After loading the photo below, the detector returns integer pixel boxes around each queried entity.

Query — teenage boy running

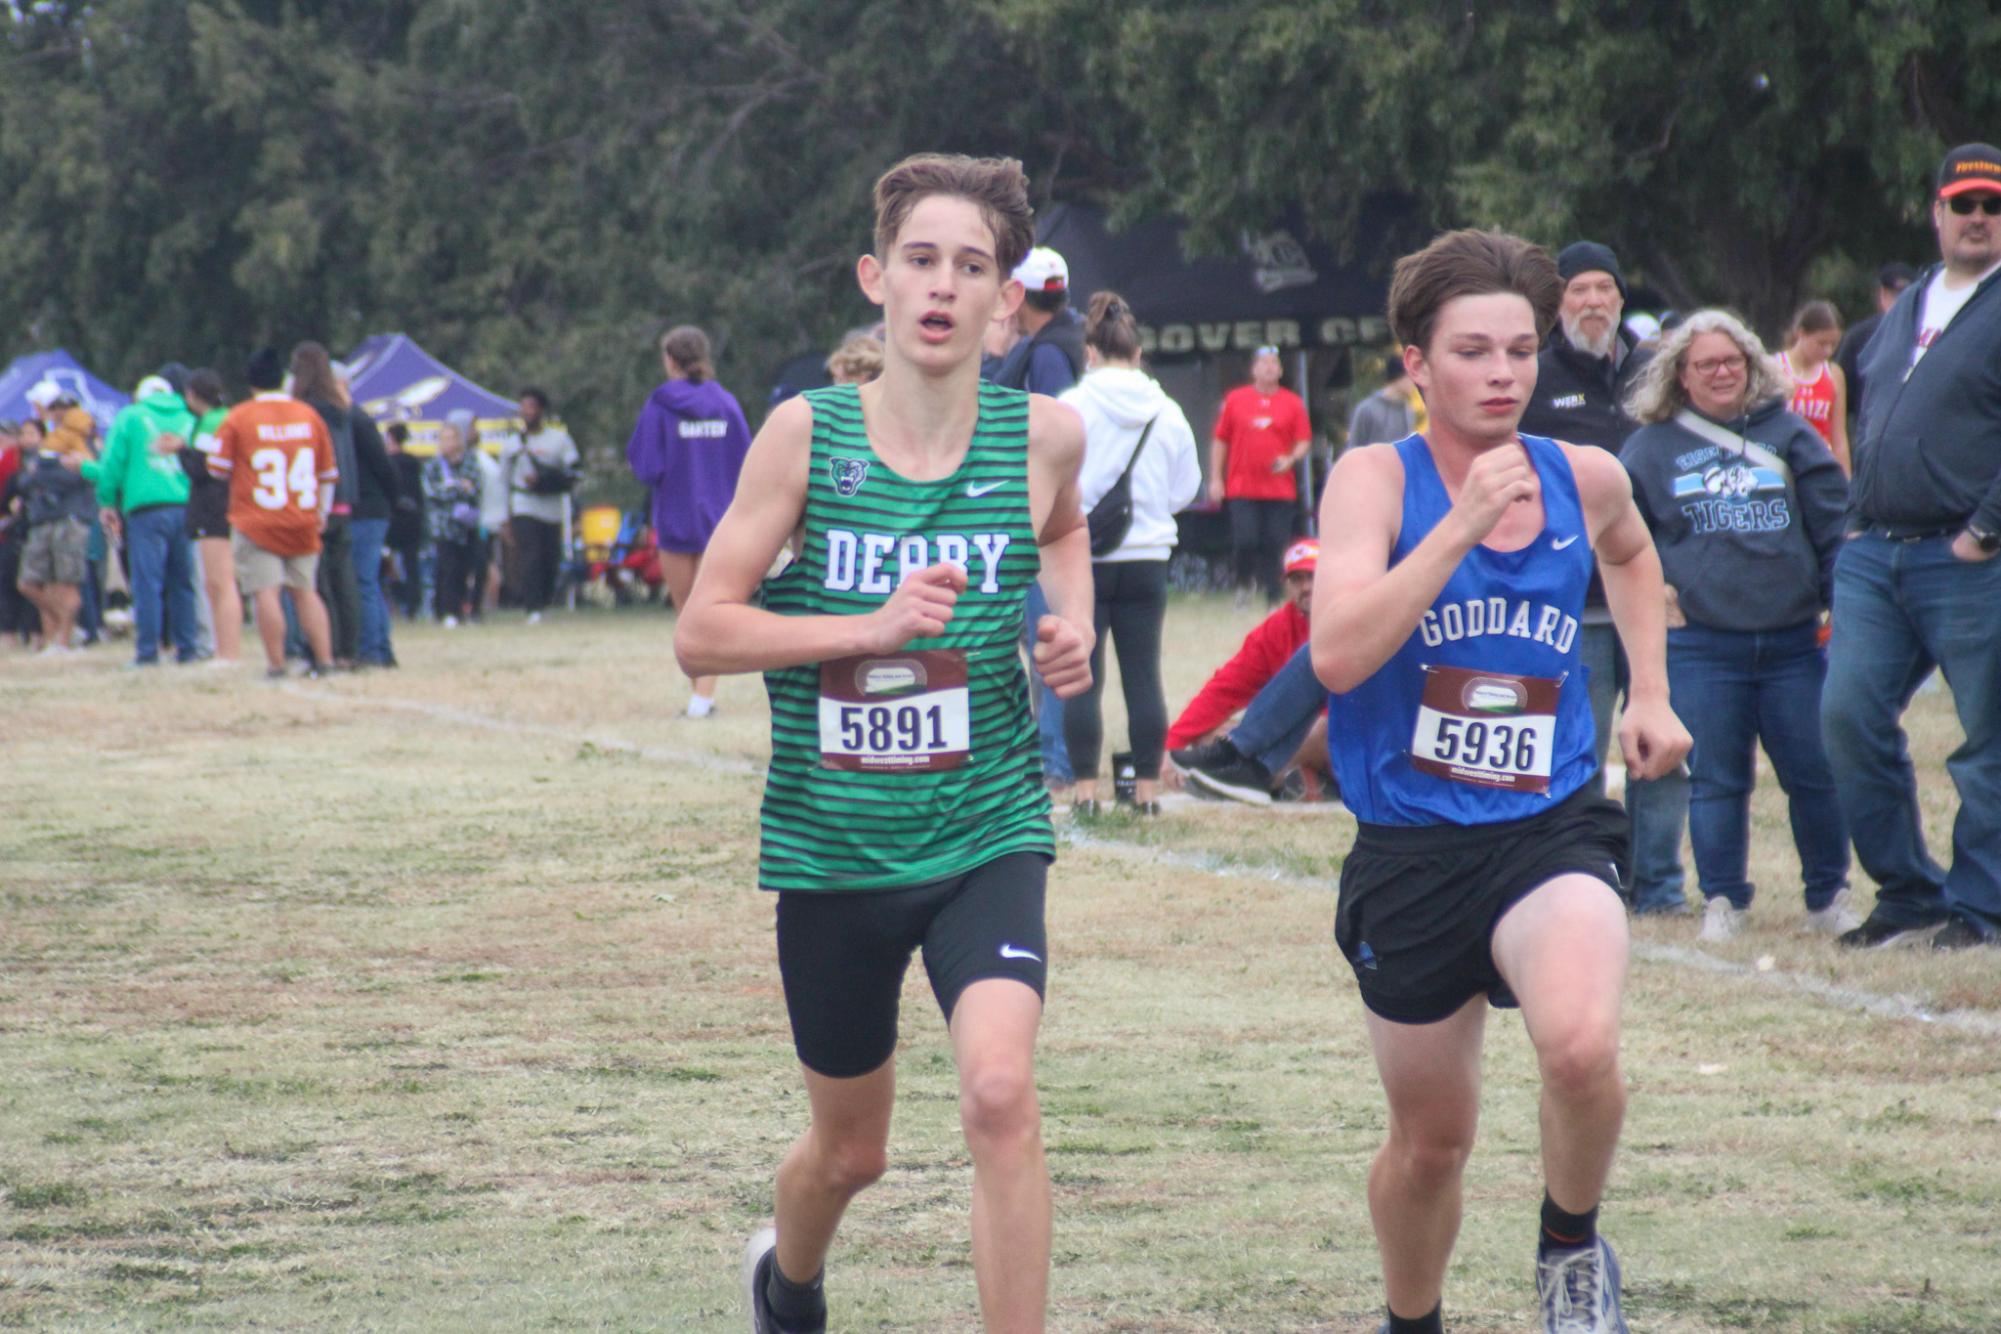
[1312,230,1690,1334]
[674,153,1093,1334]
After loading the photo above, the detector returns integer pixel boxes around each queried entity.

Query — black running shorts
[774,851,1050,1079]
[1335,784,1630,1025]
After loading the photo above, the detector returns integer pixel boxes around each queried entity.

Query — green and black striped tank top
[757,382,1053,892]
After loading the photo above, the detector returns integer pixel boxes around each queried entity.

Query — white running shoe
[525,611,542,625]
[1802,890,1862,936]
[686,694,716,719]
[743,1227,779,1334]
[442,615,460,629]
[1699,897,1744,942]
[1536,1237,1629,1333]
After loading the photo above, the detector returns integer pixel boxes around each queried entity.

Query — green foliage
[1,0,1998,465]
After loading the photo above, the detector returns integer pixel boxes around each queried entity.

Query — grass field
[4,598,1999,1332]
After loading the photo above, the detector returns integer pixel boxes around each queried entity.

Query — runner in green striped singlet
[675,154,1093,1334]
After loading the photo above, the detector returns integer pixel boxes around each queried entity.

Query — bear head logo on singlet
[830,457,869,497]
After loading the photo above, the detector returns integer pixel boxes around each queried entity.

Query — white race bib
[818,650,970,773]
[1408,664,1560,794]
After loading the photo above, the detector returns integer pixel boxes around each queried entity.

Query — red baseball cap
[1283,538,1319,575]
[1937,143,2001,199]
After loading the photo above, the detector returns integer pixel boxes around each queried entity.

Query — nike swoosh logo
[965,480,1006,498]
[998,943,1042,962]
[1551,534,1580,550]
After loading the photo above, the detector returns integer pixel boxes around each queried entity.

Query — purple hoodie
[625,378,754,553]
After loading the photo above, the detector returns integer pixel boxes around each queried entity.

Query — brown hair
[872,153,1034,277]
[289,341,345,407]
[1387,229,1563,355]
[1083,290,1142,362]
[661,325,714,383]
[1788,299,1841,343]
[825,335,885,385]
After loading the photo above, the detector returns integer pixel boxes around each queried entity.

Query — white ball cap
[1012,246,1068,294]
[134,375,174,400]
[25,380,61,408]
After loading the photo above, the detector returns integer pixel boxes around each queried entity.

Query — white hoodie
[1059,366,1202,563]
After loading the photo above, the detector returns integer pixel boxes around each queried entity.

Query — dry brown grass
[2,600,1997,1332]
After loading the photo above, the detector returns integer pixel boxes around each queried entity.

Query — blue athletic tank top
[1328,432,1598,826]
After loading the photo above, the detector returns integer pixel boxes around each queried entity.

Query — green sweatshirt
[90,392,197,514]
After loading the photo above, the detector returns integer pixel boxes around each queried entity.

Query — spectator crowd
[7,141,1998,952]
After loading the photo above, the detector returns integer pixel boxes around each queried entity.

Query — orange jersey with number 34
[210,393,338,557]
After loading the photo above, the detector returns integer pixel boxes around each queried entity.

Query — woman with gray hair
[1619,309,1852,941]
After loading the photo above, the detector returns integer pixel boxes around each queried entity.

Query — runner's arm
[1311,443,1494,693]
[1029,395,1095,698]
[674,398,959,676]
[1568,443,1691,779]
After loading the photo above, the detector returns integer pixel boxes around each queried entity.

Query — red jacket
[1166,602,1311,748]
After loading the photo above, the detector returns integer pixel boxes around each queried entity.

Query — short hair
[872,153,1034,277]
[1788,299,1841,341]
[1387,229,1563,355]
[661,325,713,384]
[1023,288,1067,315]
[385,422,409,446]
[1878,262,1918,291]
[1082,290,1142,362]
[289,341,343,405]
[825,335,884,384]
[1623,308,1792,424]
[185,368,227,411]
[244,347,284,391]
[520,387,551,413]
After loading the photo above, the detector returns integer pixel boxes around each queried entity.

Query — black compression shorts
[775,851,1050,1079]
[1335,784,1630,1025]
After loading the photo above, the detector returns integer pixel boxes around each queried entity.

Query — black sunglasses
[1947,194,2001,216]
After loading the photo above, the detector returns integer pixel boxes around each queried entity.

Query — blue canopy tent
[345,333,518,455]
[0,349,131,433]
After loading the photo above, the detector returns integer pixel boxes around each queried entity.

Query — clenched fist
[1032,614,1093,699]
[863,562,965,652]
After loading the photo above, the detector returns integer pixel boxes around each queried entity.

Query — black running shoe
[1932,915,1996,951]
[1186,752,1275,806]
[1837,913,1945,950]
[1168,737,1239,774]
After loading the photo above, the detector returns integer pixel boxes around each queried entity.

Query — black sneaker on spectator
[1932,915,1996,951]
[1837,913,1945,950]
[1187,752,1275,806]
[1168,737,1238,774]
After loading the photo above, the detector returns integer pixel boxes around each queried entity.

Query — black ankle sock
[765,1255,826,1330]
[1540,1191,1599,1251]
[1386,1302,1443,1334]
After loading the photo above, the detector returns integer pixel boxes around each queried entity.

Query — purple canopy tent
[0,349,131,434]
[345,333,518,455]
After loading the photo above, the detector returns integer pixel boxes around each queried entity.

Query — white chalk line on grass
[1059,826,2001,1040]
[294,684,2001,1040]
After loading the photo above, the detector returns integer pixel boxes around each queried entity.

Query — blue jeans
[125,505,198,664]
[1022,582,1072,786]
[349,516,394,664]
[1822,534,2001,934]
[1669,621,1849,910]
[1580,622,1689,910]
[1230,642,1323,775]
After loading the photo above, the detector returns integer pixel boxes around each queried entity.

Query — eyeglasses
[1688,356,1746,377]
[1947,195,2001,216]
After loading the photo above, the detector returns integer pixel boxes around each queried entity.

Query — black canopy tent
[1037,202,1398,557]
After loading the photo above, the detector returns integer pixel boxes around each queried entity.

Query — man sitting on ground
[1169,539,1338,803]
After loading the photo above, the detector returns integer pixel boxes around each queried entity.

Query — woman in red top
[1779,300,1851,475]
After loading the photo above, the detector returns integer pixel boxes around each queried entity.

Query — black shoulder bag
[1085,415,1159,557]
